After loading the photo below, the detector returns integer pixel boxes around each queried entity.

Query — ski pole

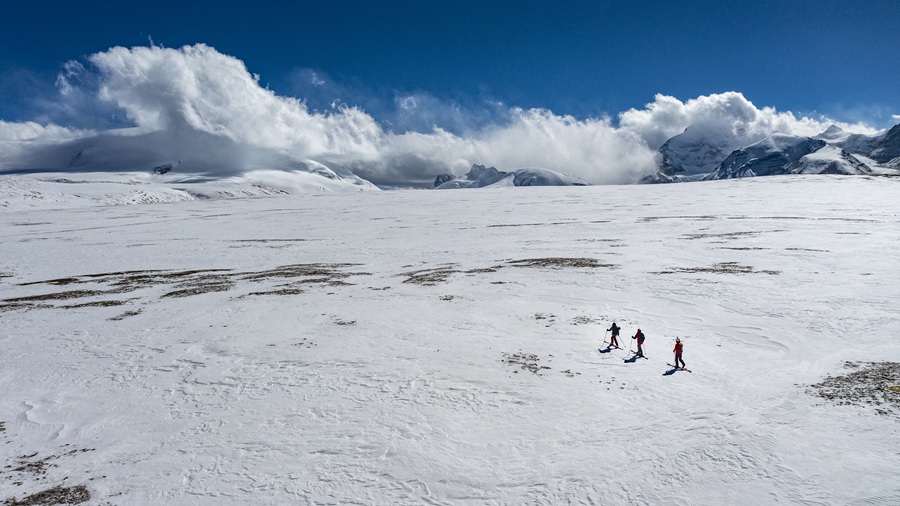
[604,329,609,346]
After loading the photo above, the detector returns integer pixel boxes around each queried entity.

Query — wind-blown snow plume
[0,44,882,186]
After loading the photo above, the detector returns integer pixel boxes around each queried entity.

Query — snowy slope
[1,176,899,505]
[0,169,378,211]
[0,127,379,197]
[434,164,589,188]
[786,144,871,175]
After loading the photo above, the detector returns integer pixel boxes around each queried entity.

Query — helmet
[676,337,681,342]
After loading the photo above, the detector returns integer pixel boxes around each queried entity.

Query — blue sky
[1,0,898,130]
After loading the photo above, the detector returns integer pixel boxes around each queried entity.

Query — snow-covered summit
[434,164,589,189]
[656,124,764,177]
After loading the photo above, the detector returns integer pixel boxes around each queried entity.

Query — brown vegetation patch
[162,280,235,298]
[807,361,900,417]
[232,239,311,243]
[4,264,368,312]
[502,352,551,375]
[240,288,305,298]
[240,263,364,283]
[640,215,717,222]
[401,267,460,286]
[464,268,500,274]
[487,221,573,228]
[108,309,142,321]
[507,257,616,269]
[681,231,765,240]
[3,288,134,303]
[61,300,129,309]
[3,485,90,506]
[571,316,600,325]
[653,262,780,275]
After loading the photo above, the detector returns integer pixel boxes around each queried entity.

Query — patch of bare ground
[239,288,305,298]
[161,275,235,298]
[3,485,90,506]
[231,238,312,243]
[502,352,551,375]
[806,361,900,417]
[3,264,368,312]
[786,247,829,252]
[2,446,95,506]
[533,313,557,327]
[60,300,129,309]
[3,288,135,304]
[640,215,718,223]
[108,309,142,321]
[507,257,616,269]
[487,221,574,228]
[681,231,773,240]
[571,316,600,325]
[401,267,460,286]
[653,262,780,275]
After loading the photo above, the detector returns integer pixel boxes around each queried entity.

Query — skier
[632,329,646,357]
[607,322,620,348]
[673,337,685,369]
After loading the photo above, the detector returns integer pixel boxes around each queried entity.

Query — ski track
[1,177,899,504]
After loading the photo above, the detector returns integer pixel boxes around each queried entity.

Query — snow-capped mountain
[643,122,899,183]
[433,164,589,189]
[656,124,764,177]
[704,133,870,180]
[866,124,900,168]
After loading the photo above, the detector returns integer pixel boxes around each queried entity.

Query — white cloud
[618,92,879,151]
[0,44,884,185]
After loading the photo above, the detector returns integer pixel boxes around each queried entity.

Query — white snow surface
[1,175,899,505]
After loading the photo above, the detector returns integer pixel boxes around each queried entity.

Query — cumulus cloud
[0,43,884,186]
[619,92,879,151]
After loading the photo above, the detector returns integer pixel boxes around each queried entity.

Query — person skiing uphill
[607,322,620,348]
[633,329,646,358]
[673,337,685,369]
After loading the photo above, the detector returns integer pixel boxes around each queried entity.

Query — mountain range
[642,123,900,183]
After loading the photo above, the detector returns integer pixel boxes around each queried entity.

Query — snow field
[1,175,899,505]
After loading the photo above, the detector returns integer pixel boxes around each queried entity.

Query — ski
[667,363,692,372]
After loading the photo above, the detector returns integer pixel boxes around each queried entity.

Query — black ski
[667,363,692,372]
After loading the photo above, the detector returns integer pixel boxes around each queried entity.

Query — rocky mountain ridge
[642,122,900,183]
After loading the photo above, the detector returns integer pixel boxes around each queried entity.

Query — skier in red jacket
[673,337,685,369]
[633,329,645,357]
